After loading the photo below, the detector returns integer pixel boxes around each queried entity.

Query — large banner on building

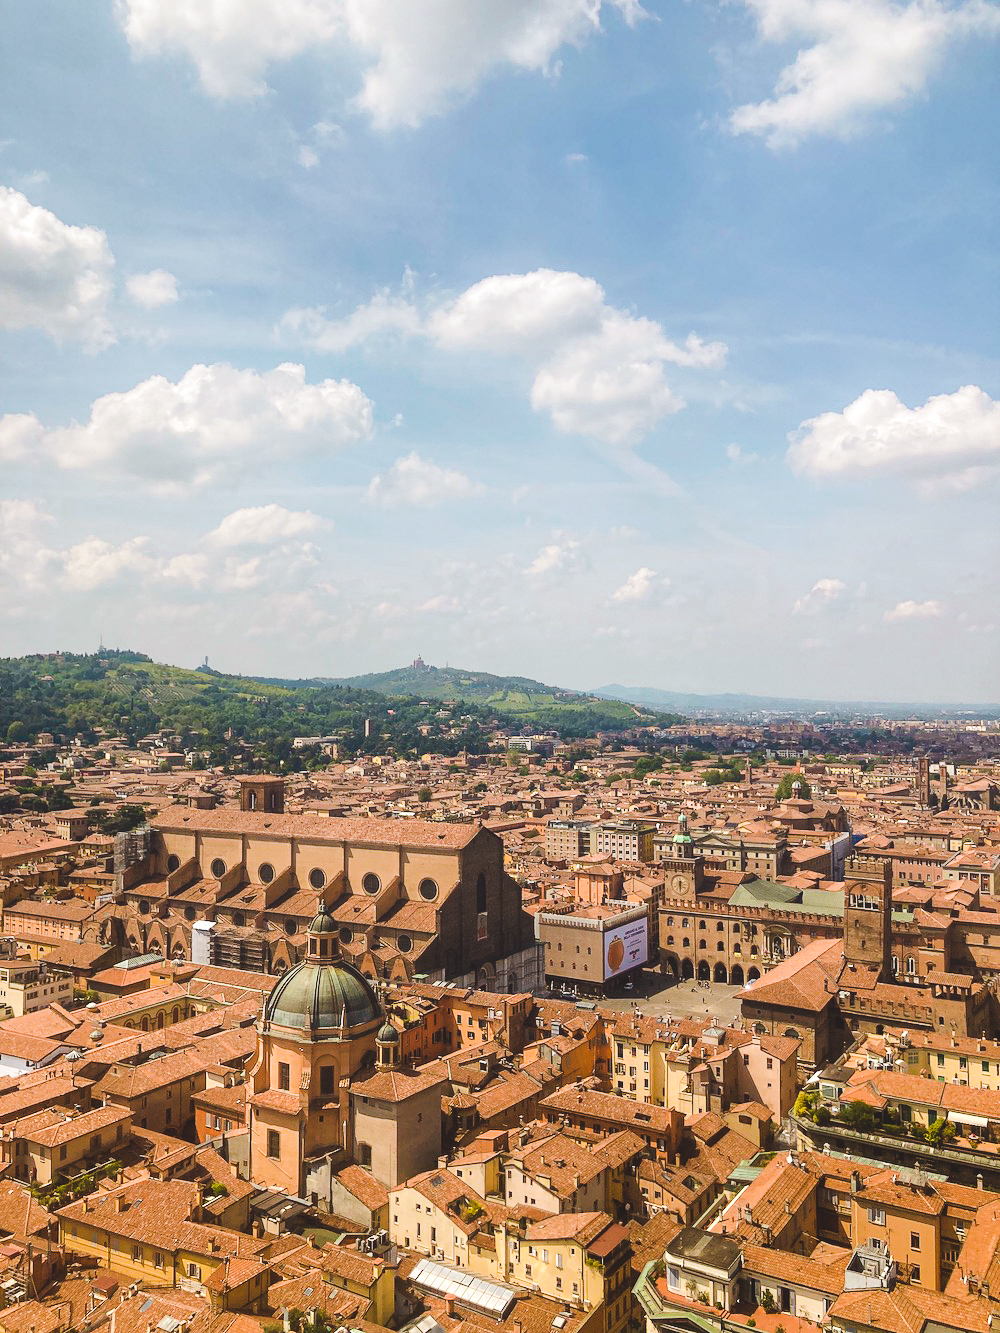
[604,917,648,980]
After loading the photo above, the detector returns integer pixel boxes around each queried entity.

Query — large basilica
[248,898,446,1202]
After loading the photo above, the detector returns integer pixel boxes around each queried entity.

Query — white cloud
[0,500,58,590]
[281,287,421,353]
[525,538,581,577]
[291,268,726,447]
[434,272,724,445]
[726,442,759,465]
[416,594,462,613]
[0,362,373,492]
[62,536,154,590]
[126,268,179,308]
[205,504,326,548]
[161,552,210,587]
[612,566,661,602]
[787,385,1000,489]
[116,0,644,125]
[731,0,1000,147]
[885,599,945,621]
[793,577,847,614]
[0,186,115,349]
[0,414,46,462]
[366,451,484,506]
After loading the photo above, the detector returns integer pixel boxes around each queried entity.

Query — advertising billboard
[604,917,649,980]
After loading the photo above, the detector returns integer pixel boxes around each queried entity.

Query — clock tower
[659,814,704,899]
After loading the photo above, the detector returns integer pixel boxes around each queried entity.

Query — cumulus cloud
[126,268,179,308]
[205,504,326,548]
[731,0,1000,147]
[416,593,462,613]
[289,268,726,447]
[281,288,421,353]
[62,536,154,590]
[0,362,373,492]
[0,186,115,349]
[885,599,945,621]
[793,577,848,614]
[434,273,723,445]
[525,538,581,577]
[116,0,643,125]
[612,566,661,602]
[787,385,1000,489]
[0,500,58,591]
[726,442,759,465]
[365,451,484,506]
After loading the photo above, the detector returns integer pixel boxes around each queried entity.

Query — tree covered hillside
[0,651,679,765]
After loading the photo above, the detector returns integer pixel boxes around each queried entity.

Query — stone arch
[506,970,518,993]
[141,1016,150,1032]
[680,957,694,980]
[156,1012,165,1030]
[784,1027,800,1039]
[697,960,710,981]
[731,964,745,986]
[714,963,728,983]
[662,954,679,979]
[477,962,496,987]
[748,967,761,982]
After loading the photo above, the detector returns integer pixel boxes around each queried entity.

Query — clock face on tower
[672,873,690,895]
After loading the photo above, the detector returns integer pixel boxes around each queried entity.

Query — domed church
[248,899,445,1200]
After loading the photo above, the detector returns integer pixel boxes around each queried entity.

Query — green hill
[0,652,680,762]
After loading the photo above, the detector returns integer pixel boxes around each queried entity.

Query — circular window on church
[139,900,150,916]
[418,878,438,902]
[233,912,245,928]
[285,919,297,936]
[259,862,274,884]
[167,854,180,873]
[362,872,381,895]
[309,868,326,890]
[184,906,195,922]
[210,858,227,879]
[397,934,413,953]
[340,927,353,945]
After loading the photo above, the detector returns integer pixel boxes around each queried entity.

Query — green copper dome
[264,958,381,1032]
[377,1021,398,1043]
[308,904,337,934]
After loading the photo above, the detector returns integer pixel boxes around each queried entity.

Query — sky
[1,1,998,703]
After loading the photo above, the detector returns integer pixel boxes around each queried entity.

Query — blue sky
[1,1,998,701]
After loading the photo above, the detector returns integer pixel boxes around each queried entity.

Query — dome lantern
[306,895,338,963]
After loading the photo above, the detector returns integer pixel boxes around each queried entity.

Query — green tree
[838,1099,875,1133]
[775,773,811,801]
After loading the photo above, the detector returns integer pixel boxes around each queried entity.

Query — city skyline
[2,3,998,702]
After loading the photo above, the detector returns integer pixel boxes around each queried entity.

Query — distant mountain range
[591,684,1000,718]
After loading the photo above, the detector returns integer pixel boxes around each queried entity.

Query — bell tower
[239,775,285,814]
[843,860,893,980]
